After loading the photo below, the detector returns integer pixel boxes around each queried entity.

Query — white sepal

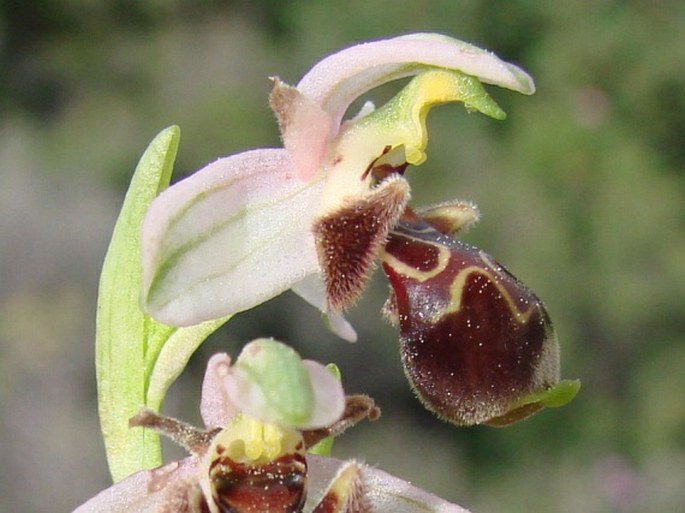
[141,148,323,326]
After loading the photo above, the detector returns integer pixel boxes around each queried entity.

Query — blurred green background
[1,1,684,512]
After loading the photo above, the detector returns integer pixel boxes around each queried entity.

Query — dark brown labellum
[210,453,308,513]
[381,213,560,426]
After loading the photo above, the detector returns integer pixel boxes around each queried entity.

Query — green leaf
[96,126,229,482]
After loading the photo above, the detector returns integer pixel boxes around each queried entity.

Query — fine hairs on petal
[313,175,411,312]
[129,409,215,455]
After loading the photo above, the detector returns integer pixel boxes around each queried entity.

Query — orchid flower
[74,339,470,513]
[140,33,534,342]
[139,33,578,428]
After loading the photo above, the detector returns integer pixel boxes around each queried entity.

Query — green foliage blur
[1,1,683,512]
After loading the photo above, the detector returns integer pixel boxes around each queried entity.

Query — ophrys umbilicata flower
[139,33,578,427]
[74,339,470,513]
[140,33,534,342]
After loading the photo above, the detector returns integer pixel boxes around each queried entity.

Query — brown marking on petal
[209,453,307,513]
[302,395,380,449]
[381,215,560,426]
[269,77,299,134]
[312,461,367,513]
[314,175,410,311]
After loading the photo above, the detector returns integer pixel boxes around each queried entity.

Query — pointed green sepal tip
[484,380,580,427]
[513,379,581,410]
[537,379,582,408]
[503,379,581,420]
[340,69,508,173]
[457,73,507,120]
[234,339,315,426]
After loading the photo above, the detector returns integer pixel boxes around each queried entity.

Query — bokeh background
[1,1,684,512]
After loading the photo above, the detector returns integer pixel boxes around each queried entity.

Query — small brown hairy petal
[302,394,380,449]
[314,175,410,311]
[381,213,560,426]
[130,408,218,456]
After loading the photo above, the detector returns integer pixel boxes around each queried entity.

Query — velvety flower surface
[380,208,580,426]
[74,340,469,513]
[140,33,534,341]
